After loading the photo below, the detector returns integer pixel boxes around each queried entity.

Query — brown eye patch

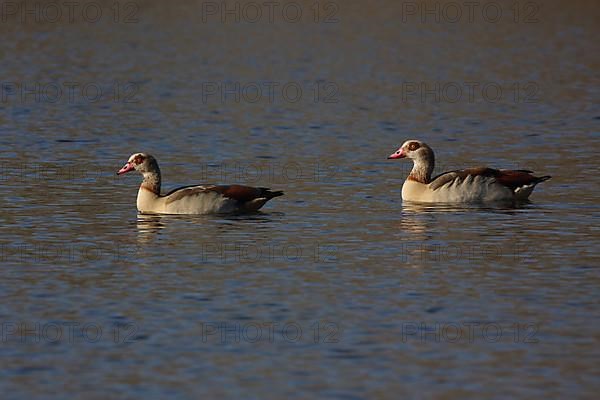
[408,142,420,151]
[132,154,146,165]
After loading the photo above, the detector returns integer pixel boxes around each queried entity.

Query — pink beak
[388,148,406,159]
[117,162,135,175]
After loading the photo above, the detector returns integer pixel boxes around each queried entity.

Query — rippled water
[1,0,599,398]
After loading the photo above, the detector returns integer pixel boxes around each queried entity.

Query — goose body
[388,140,550,203]
[118,153,283,214]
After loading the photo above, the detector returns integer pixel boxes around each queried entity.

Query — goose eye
[409,142,420,151]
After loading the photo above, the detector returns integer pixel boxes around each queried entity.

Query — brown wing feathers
[431,167,550,191]
[495,170,551,190]
[165,184,284,205]
[208,185,284,203]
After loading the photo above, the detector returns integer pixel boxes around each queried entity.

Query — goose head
[387,140,433,161]
[117,153,160,176]
[388,140,435,183]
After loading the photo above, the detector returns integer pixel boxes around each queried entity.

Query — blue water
[1,1,599,398]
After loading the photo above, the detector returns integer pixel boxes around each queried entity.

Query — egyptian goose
[388,140,551,203]
[117,153,284,214]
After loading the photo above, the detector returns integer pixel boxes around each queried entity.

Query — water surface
[1,1,599,398]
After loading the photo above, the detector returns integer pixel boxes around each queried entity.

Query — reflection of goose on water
[136,213,166,232]
[117,153,284,214]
